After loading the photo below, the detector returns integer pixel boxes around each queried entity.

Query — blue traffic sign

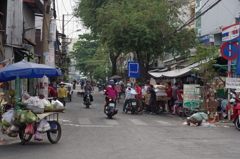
[220,42,238,60]
[128,61,140,78]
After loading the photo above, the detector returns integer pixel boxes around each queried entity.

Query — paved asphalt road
[0,85,240,159]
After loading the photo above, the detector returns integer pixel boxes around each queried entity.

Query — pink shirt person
[104,86,118,99]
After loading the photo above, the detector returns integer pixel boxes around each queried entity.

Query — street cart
[18,112,62,145]
[0,60,63,145]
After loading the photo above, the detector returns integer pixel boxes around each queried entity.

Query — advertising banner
[45,19,56,67]
[222,22,240,43]
[183,84,200,108]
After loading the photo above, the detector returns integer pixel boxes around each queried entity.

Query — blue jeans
[149,98,155,113]
[123,99,129,111]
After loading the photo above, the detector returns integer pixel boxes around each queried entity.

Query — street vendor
[57,82,67,106]
[48,85,57,98]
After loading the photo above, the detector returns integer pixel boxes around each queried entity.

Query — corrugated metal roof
[24,0,43,14]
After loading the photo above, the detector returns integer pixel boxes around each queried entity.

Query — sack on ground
[25,123,34,134]
[189,112,207,121]
[37,119,51,132]
[2,109,14,124]
[34,131,43,141]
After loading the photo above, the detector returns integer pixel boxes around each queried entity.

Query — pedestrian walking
[166,82,173,112]
[134,82,143,115]
[58,82,67,106]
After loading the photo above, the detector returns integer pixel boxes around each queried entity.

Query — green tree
[70,33,101,75]
[92,65,112,81]
[74,0,197,80]
[190,44,219,86]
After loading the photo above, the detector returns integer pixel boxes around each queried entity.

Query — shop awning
[149,60,205,78]
[149,68,192,78]
[177,60,193,67]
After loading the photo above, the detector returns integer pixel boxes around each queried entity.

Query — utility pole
[41,0,51,64]
[62,14,65,53]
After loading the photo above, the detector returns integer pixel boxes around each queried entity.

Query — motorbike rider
[148,84,156,115]
[83,80,94,104]
[122,84,135,113]
[104,79,118,106]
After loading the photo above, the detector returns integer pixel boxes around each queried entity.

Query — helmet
[230,98,236,105]
[127,84,131,87]
[86,80,90,83]
[109,79,115,84]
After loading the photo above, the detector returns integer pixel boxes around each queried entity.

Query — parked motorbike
[150,99,165,114]
[104,98,118,119]
[230,98,240,131]
[125,98,137,114]
[84,91,91,108]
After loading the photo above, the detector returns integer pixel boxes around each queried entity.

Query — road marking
[79,125,113,128]
[155,120,173,126]
[79,118,91,125]
[129,119,147,126]
[104,119,119,125]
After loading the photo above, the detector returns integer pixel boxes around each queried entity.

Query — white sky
[55,0,90,39]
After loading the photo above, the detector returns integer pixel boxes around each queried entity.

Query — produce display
[1,93,64,139]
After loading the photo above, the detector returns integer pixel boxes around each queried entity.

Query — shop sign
[225,77,240,88]
[222,22,240,43]
[183,84,200,108]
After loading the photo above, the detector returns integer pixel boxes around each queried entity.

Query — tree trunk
[135,50,151,82]
[110,56,117,76]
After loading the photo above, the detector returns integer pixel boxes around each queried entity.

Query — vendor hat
[59,82,66,85]
[235,87,240,93]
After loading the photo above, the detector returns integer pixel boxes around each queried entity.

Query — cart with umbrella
[0,60,63,144]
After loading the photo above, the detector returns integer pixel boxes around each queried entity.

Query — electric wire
[61,0,69,14]
[162,0,222,40]
[56,0,62,30]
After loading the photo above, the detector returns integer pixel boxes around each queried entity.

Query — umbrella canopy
[110,75,123,79]
[0,61,62,82]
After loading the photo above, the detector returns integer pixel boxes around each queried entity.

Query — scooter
[84,91,91,108]
[125,98,137,114]
[104,98,118,119]
[231,98,240,131]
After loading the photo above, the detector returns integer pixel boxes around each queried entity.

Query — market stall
[0,60,64,144]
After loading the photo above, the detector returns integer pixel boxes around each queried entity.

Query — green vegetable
[44,105,54,110]
[2,120,11,127]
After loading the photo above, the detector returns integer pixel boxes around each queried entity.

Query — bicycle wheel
[47,121,61,144]
[19,125,33,145]
[184,108,194,117]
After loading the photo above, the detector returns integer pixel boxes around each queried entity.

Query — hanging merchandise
[37,119,51,132]
[34,131,43,141]
[25,123,34,134]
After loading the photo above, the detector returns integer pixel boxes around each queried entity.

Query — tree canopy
[74,0,198,80]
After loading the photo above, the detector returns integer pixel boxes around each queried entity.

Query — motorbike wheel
[108,114,112,119]
[86,99,90,108]
[155,102,165,114]
[131,106,135,114]
[176,105,184,117]
[234,116,240,131]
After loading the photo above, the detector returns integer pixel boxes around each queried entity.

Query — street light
[67,29,81,38]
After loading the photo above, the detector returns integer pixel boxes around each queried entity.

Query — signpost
[128,61,140,78]
[220,42,238,60]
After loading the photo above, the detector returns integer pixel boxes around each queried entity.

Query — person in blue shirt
[148,84,156,115]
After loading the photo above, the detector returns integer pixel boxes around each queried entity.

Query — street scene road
[0,85,239,159]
